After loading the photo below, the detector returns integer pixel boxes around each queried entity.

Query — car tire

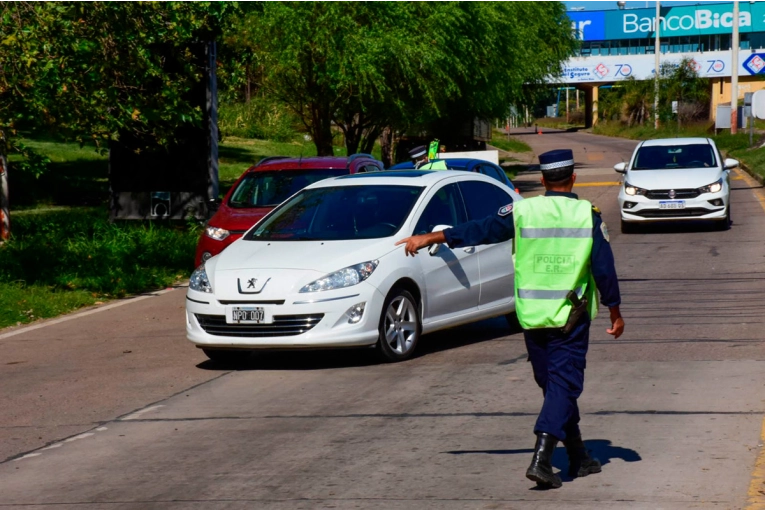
[717,204,732,231]
[620,219,638,234]
[202,348,251,364]
[376,288,421,363]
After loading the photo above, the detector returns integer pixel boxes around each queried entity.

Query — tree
[232,2,577,158]
[0,1,232,239]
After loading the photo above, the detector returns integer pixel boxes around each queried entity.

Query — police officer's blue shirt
[442,191,621,307]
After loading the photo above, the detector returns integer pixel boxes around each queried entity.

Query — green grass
[0,208,199,329]
[533,117,585,130]
[218,136,319,184]
[490,130,532,153]
[592,122,765,179]
[9,139,109,209]
[0,282,100,329]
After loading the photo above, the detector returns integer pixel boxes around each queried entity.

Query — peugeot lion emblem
[238,277,271,294]
[668,189,676,199]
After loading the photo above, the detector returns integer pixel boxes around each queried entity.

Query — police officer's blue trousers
[523,314,590,442]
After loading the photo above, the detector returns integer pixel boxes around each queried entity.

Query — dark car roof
[389,158,485,171]
[338,170,432,179]
[250,156,378,172]
[387,159,513,186]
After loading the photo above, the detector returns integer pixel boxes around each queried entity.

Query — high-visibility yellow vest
[513,195,598,329]
[418,160,447,170]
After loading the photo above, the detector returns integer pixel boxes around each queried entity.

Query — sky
[564,1,733,11]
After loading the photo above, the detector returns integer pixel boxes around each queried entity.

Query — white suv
[615,138,737,233]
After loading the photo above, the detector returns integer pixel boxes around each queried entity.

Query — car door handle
[463,247,475,254]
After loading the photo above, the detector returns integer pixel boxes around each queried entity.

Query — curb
[0,282,189,341]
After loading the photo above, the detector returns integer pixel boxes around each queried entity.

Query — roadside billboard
[567,3,765,41]
[558,50,764,83]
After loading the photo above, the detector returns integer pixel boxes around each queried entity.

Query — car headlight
[205,225,230,241]
[189,265,212,293]
[699,178,723,194]
[624,182,646,196]
[300,261,379,293]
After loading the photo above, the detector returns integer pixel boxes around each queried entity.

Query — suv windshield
[229,169,347,208]
[245,185,424,241]
[632,144,717,170]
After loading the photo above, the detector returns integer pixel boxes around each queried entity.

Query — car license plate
[226,306,270,324]
[659,200,685,210]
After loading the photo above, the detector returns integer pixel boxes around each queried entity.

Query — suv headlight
[300,261,379,293]
[205,226,230,241]
[624,182,646,196]
[189,265,212,293]
[699,178,723,194]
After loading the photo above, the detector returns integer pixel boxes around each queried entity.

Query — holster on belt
[562,290,588,335]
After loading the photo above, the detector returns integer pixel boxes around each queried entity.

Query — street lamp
[731,0,740,134]
[621,1,659,128]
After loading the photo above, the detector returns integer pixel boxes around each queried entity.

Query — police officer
[409,144,447,170]
[396,148,624,489]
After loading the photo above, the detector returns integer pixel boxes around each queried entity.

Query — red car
[195,154,385,266]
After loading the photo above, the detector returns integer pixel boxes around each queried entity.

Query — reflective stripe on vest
[419,160,447,170]
[513,196,598,330]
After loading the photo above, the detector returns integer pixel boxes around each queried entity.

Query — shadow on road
[196,316,521,371]
[621,220,730,235]
[445,439,641,484]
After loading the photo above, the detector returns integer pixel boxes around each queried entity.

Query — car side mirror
[614,162,627,174]
[724,158,739,169]
[428,224,452,256]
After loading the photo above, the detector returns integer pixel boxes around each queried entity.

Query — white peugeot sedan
[186,170,521,363]
[615,138,737,233]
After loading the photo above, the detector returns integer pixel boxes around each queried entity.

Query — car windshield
[632,144,717,170]
[245,185,424,241]
[229,169,347,208]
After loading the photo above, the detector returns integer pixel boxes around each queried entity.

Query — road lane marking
[122,405,165,421]
[13,453,41,462]
[574,181,621,187]
[746,417,765,509]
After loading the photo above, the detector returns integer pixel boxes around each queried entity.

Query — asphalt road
[2,128,765,509]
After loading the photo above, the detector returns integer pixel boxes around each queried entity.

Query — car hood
[208,205,272,233]
[626,167,722,190]
[206,237,400,300]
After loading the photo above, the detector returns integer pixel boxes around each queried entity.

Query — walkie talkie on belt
[562,290,588,334]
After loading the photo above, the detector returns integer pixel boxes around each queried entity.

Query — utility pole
[566,87,570,123]
[654,1,661,129]
[731,0,740,134]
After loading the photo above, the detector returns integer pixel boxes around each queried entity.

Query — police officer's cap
[539,149,575,181]
[408,145,427,159]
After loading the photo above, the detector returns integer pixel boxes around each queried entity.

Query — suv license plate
[659,200,685,209]
[227,306,267,324]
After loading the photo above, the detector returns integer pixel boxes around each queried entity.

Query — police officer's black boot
[564,435,601,478]
[525,432,562,488]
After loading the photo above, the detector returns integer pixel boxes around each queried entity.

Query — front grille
[645,189,700,200]
[218,300,285,305]
[632,207,722,218]
[195,314,323,337]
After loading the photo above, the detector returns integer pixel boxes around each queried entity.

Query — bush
[218,96,300,142]
[0,208,199,298]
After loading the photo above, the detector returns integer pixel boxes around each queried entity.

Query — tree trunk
[380,126,393,168]
[0,129,9,242]
[310,103,335,156]
[360,125,381,154]
[245,63,251,104]
[342,112,364,155]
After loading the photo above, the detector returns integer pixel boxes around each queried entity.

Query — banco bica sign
[568,3,765,41]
